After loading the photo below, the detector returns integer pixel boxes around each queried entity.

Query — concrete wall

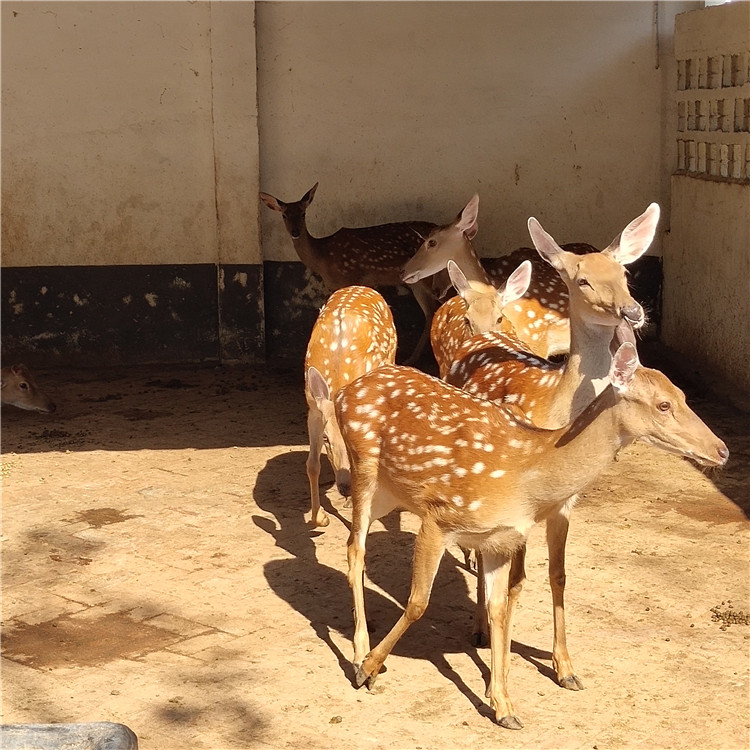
[2,1,262,364]
[256,1,689,261]
[662,3,750,397]
[6,1,732,371]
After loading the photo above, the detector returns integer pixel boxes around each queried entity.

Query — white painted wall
[662,3,750,395]
[256,1,693,262]
[1,1,259,267]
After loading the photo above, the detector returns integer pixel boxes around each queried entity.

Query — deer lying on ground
[304,286,397,528]
[335,342,727,730]
[401,193,597,358]
[1,364,56,413]
[430,260,532,379]
[260,183,441,364]
[447,205,659,681]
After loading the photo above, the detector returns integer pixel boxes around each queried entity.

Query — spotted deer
[1,364,56,413]
[401,193,597,358]
[260,183,441,364]
[335,343,728,730]
[304,286,397,528]
[446,204,660,679]
[431,260,532,379]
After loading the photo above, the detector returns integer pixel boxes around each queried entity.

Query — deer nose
[621,303,644,327]
[717,443,729,464]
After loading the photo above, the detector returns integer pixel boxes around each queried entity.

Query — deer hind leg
[403,281,440,366]
[355,515,446,689]
[482,549,522,730]
[305,408,330,528]
[348,473,399,669]
[547,497,584,690]
[471,551,489,647]
[503,545,527,685]
[472,544,525,651]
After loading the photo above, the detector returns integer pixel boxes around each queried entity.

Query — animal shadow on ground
[251,449,557,717]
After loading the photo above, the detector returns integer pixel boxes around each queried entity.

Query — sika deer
[335,344,727,730]
[401,193,596,358]
[447,204,659,680]
[1,364,56,413]
[304,286,397,528]
[431,260,532,379]
[260,183,440,364]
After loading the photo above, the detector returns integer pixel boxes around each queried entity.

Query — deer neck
[456,239,492,285]
[545,316,617,427]
[288,222,325,273]
[523,388,629,507]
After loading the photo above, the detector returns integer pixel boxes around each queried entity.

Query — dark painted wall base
[1,264,263,368]
[1,257,662,369]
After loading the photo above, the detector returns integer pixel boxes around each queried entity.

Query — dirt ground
[1,357,749,750]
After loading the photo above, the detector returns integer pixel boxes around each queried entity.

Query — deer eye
[19,381,29,390]
[428,239,437,248]
[658,401,671,412]
[577,278,591,288]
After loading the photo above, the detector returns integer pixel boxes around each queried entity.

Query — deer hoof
[498,714,524,730]
[354,664,378,690]
[311,514,330,529]
[559,674,584,691]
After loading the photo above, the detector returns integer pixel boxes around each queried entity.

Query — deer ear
[500,260,532,305]
[603,203,660,265]
[609,342,639,392]
[302,182,319,206]
[306,366,330,402]
[259,192,284,212]
[456,194,479,239]
[528,217,565,270]
[447,260,471,297]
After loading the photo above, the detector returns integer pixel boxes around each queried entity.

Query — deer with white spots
[446,203,660,680]
[401,193,597,359]
[1,364,56,413]
[430,260,533,379]
[260,183,442,364]
[335,343,728,730]
[304,286,397,528]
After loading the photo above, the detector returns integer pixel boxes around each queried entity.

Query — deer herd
[1,185,730,732]
[262,183,729,730]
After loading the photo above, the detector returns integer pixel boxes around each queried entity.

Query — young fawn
[335,343,727,730]
[447,204,659,674]
[260,183,441,364]
[430,260,532,379]
[304,286,397,528]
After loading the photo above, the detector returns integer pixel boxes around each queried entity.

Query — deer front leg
[482,550,521,729]
[306,408,330,528]
[403,281,439,366]
[355,517,446,689]
[472,551,489,647]
[347,520,372,669]
[547,499,584,690]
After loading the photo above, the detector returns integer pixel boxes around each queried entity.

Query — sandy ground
[1,360,749,750]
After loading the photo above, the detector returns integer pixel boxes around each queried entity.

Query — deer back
[304,286,397,398]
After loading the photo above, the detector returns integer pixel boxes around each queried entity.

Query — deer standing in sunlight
[335,342,727,729]
[304,286,397,528]
[447,205,660,681]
